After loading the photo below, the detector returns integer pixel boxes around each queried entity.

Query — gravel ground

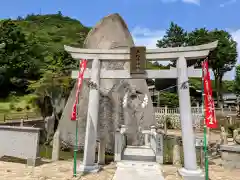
[162,162,240,180]
[1,159,240,180]
[0,160,116,180]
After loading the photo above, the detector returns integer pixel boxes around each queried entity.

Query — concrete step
[113,160,164,180]
[122,146,156,162]
[117,160,160,170]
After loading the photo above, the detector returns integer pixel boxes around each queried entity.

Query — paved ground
[112,161,164,180]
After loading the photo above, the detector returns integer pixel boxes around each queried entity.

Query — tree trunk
[215,77,219,107]
[214,74,222,108]
[219,75,224,105]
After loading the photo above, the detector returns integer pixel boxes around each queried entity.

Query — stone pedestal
[77,164,100,173]
[178,168,204,180]
[98,139,106,165]
[114,129,122,162]
[144,133,150,146]
[52,130,60,162]
[220,144,240,169]
[173,137,181,166]
[220,126,228,145]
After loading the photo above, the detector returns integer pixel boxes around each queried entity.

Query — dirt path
[162,163,240,180]
[0,160,116,180]
[1,159,240,180]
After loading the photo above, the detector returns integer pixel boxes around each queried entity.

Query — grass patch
[0,94,37,112]
[0,94,40,121]
[40,145,114,164]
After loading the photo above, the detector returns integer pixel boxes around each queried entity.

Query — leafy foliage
[156,22,187,48]
[0,13,90,115]
[188,28,237,106]
[0,19,43,97]
[234,65,240,96]
[156,23,238,107]
[158,92,179,108]
[0,13,90,99]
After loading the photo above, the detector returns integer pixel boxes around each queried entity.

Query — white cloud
[220,0,236,7]
[182,0,200,5]
[132,27,165,48]
[161,0,200,5]
[132,27,240,80]
[161,0,178,3]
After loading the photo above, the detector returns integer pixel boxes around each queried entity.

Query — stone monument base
[77,163,100,173]
[178,168,204,180]
[220,144,240,169]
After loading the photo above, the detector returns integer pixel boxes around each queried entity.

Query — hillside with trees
[0,12,90,114]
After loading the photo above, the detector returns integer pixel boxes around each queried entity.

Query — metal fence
[154,106,238,130]
[155,106,237,115]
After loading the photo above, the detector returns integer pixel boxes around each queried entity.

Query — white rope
[141,94,148,108]
[122,92,128,108]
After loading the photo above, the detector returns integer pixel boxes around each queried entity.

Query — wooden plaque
[130,46,146,74]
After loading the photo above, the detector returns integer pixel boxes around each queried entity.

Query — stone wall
[221,151,240,169]
[0,126,41,164]
[220,145,240,169]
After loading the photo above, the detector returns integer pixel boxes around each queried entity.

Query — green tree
[156,22,187,48]
[234,65,240,115]
[28,70,73,118]
[188,28,238,106]
[156,23,238,107]
[156,22,188,67]
[46,50,76,72]
[158,92,179,108]
[0,20,42,97]
[234,65,240,95]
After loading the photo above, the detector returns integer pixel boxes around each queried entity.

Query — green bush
[9,103,15,110]
[16,107,23,112]
[166,117,174,129]
[25,105,31,110]
[227,123,240,137]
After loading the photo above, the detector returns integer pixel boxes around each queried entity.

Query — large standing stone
[58,13,155,152]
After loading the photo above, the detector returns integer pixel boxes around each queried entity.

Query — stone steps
[112,146,164,180]
[113,160,164,180]
[122,146,156,162]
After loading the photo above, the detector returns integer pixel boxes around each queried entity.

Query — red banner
[202,60,217,128]
[71,59,87,121]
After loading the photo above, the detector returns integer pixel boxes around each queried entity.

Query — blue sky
[0,0,240,80]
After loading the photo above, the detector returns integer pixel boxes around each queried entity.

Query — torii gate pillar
[177,56,203,178]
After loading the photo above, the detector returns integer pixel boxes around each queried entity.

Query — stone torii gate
[65,40,218,178]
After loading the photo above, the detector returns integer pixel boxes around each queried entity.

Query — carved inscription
[130,46,146,74]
